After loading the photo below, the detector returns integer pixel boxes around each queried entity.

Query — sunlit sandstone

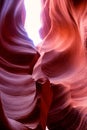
[0,0,87,130]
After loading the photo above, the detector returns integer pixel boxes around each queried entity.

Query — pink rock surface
[0,0,87,130]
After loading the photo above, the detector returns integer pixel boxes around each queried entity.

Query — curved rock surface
[0,0,87,130]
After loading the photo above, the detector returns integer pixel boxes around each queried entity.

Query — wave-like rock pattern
[0,0,52,130]
[1,0,87,130]
[33,0,87,130]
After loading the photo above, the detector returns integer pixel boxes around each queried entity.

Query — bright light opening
[24,2,49,129]
[24,0,42,46]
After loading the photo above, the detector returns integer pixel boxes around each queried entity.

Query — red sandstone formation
[0,0,87,130]
[33,0,87,129]
[0,0,52,129]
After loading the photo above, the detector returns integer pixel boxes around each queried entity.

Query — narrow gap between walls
[24,0,42,46]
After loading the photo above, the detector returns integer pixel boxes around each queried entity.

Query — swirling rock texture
[0,0,87,130]
[33,0,87,130]
[0,0,52,130]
